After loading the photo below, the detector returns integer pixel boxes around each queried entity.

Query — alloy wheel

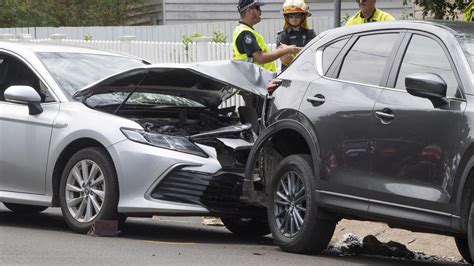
[274,170,307,237]
[65,159,106,223]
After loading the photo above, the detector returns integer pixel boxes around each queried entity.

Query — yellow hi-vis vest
[232,24,277,73]
[464,2,473,21]
[345,8,395,25]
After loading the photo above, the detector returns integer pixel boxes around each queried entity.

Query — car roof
[0,40,131,57]
[318,20,472,40]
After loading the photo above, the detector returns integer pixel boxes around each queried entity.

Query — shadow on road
[0,208,272,245]
[0,207,467,265]
[121,218,274,246]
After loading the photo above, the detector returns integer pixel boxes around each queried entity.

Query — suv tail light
[267,79,283,95]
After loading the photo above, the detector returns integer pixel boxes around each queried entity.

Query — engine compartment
[126,108,241,136]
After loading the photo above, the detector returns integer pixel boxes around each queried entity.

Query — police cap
[237,0,266,13]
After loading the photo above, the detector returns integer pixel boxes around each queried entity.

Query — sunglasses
[285,13,304,19]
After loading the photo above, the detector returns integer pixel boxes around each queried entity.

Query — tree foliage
[0,0,143,27]
[415,0,470,20]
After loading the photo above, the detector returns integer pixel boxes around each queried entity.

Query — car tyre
[267,154,336,254]
[221,216,270,237]
[456,201,474,264]
[455,237,472,263]
[3,203,48,214]
[59,147,119,234]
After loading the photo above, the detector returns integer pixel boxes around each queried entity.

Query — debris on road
[87,220,119,237]
[201,217,224,226]
[328,233,463,263]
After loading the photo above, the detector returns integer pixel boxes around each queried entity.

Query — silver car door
[0,53,59,195]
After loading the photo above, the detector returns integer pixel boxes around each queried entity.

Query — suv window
[0,54,55,103]
[322,38,349,75]
[395,34,459,97]
[338,33,398,86]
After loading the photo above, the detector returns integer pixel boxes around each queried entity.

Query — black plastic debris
[87,220,119,237]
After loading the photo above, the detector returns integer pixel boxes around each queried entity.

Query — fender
[242,118,321,203]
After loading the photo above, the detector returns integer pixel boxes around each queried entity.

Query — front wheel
[221,216,270,237]
[59,147,119,234]
[3,203,48,214]
[455,237,472,263]
[267,154,336,254]
[456,202,474,263]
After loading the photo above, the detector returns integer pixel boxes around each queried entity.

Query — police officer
[346,0,395,26]
[233,0,301,73]
[277,0,316,71]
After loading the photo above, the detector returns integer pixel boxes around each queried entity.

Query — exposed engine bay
[77,61,272,171]
[116,106,256,169]
[129,108,240,137]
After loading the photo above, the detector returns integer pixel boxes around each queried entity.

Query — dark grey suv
[243,21,474,262]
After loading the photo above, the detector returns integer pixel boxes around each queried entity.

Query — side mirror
[4,85,43,115]
[405,73,449,108]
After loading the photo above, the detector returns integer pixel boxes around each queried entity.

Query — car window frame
[328,30,405,88]
[386,31,466,101]
[0,50,59,104]
[319,37,351,76]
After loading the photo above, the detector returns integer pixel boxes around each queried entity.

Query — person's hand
[289,46,302,54]
[280,44,302,55]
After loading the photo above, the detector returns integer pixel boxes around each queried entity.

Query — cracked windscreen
[85,91,205,109]
[36,52,146,97]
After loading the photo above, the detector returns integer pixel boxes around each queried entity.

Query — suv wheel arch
[243,119,321,202]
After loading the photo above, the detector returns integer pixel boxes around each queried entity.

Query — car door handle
[375,110,395,120]
[307,94,325,106]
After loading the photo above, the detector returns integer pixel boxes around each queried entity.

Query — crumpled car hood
[73,60,274,108]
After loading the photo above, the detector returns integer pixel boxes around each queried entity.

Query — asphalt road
[0,205,467,265]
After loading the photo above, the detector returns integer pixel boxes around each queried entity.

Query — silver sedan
[0,41,273,237]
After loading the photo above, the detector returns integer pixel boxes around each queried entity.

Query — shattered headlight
[120,128,207,157]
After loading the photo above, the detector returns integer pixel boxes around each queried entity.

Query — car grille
[150,169,245,214]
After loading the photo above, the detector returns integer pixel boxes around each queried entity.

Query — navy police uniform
[276,28,316,71]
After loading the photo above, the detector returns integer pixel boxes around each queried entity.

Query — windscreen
[459,38,474,73]
[36,52,146,97]
[85,91,205,109]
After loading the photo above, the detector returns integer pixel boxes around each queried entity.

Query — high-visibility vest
[232,23,277,73]
[346,8,395,26]
[463,2,473,22]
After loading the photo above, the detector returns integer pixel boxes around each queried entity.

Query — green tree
[415,0,470,20]
[0,0,144,27]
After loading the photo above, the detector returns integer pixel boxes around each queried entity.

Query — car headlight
[120,128,207,157]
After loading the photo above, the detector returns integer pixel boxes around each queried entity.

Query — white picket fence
[29,36,276,65]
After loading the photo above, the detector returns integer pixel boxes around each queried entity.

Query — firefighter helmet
[282,0,311,29]
[282,0,311,16]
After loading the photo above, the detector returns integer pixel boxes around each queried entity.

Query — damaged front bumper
[109,135,263,218]
[150,168,264,218]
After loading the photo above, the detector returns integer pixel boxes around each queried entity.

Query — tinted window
[395,34,459,97]
[322,38,349,75]
[338,33,398,86]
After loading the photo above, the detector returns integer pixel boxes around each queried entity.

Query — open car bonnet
[73,60,274,108]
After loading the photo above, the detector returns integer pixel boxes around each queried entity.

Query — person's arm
[252,44,301,65]
[238,31,301,65]
[276,31,293,66]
